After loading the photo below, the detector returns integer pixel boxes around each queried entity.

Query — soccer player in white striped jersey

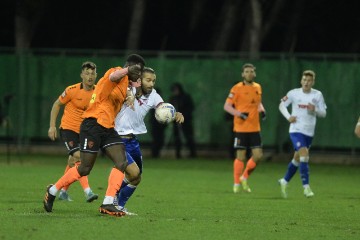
[278,70,327,198]
[113,67,184,214]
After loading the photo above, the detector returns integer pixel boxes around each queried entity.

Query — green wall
[0,51,359,151]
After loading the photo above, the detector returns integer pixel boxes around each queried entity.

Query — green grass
[0,154,360,240]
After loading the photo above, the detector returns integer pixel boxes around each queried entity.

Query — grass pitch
[0,154,359,240]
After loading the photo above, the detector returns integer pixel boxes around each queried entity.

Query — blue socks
[284,159,299,182]
[299,156,309,185]
[117,184,137,207]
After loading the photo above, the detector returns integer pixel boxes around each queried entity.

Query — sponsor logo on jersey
[298,104,309,109]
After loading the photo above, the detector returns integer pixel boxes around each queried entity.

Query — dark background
[1,0,359,53]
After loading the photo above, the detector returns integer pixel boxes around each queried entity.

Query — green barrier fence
[0,49,359,152]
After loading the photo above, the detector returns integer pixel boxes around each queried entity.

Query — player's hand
[288,116,297,123]
[239,112,249,120]
[48,126,57,141]
[125,90,135,110]
[130,78,141,87]
[127,64,142,82]
[307,103,316,113]
[260,111,266,121]
[175,112,184,123]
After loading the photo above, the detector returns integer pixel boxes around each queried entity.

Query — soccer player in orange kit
[48,61,98,202]
[224,63,266,194]
[44,54,145,216]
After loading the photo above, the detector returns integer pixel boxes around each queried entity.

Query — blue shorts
[289,132,313,151]
[121,136,143,174]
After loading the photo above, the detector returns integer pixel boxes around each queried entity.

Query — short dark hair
[242,63,256,71]
[142,67,155,74]
[125,54,145,68]
[82,61,96,71]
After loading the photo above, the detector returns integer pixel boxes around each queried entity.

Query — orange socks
[105,167,125,197]
[233,159,244,184]
[55,167,81,190]
[75,162,90,190]
[62,163,90,191]
[62,165,72,191]
[242,158,257,179]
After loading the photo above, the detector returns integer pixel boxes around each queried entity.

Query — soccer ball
[155,103,176,124]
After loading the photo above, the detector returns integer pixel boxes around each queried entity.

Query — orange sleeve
[83,67,129,128]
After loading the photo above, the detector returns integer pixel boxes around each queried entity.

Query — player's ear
[253,72,256,77]
[241,72,245,78]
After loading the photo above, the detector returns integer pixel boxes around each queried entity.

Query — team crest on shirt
[61,91,66,98]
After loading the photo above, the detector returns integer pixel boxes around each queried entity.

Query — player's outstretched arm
[109,68,129,83]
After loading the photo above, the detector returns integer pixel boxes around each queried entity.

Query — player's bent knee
[129,175,141,186]
[114,161,128,173]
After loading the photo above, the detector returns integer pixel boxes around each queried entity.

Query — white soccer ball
[155,103,176,124]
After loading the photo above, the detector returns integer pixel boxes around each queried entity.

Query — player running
[48,61,98,202]
[278,70,327,198]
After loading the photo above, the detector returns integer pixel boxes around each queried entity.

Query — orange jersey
[225,81,262,132]
[82,67,129,129]
[59,82,95,133]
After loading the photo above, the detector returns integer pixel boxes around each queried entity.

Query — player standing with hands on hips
[278,70,327,198]
[224,63,266,194]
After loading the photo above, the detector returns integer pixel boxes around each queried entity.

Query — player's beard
[244,78,254,84]
[142,86,152,95]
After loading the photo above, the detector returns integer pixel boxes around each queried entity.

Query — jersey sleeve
[317,92,327,110]
[58,86,73,104]
[281,90,293,108]
[316,92,327,112]
[152,90,164,108]
[225,85,236,105]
